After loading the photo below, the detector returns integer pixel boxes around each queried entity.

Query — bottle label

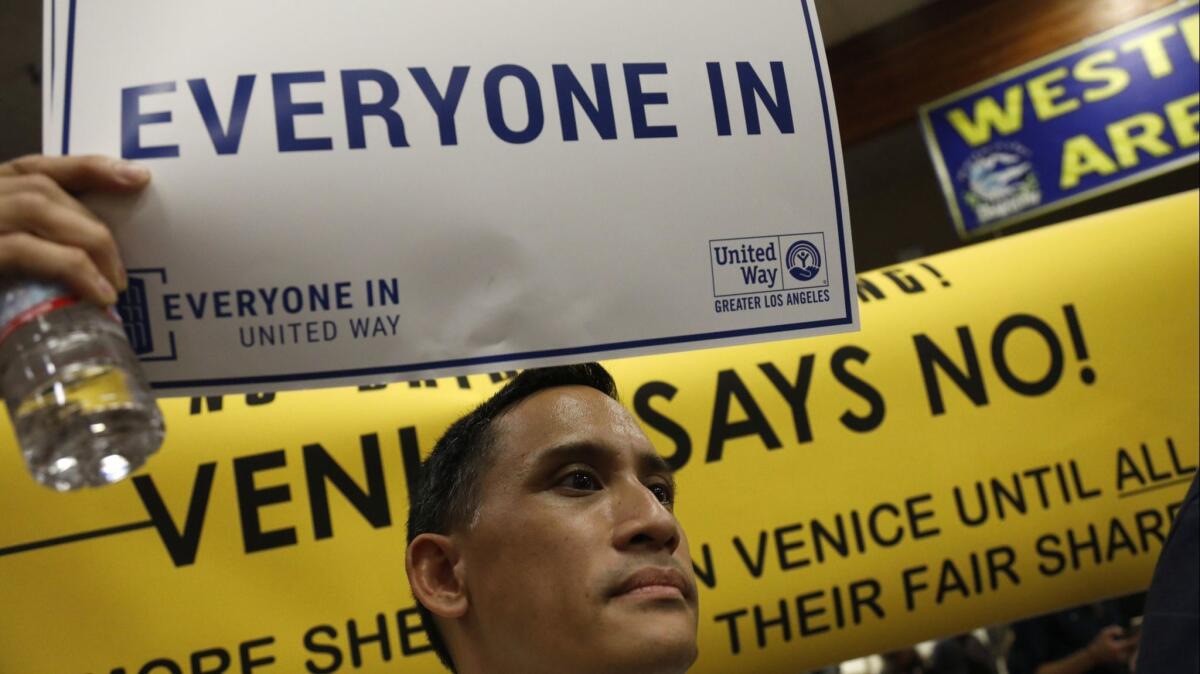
[0,281,117,344]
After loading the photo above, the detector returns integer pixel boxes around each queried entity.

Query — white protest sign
[46,0,858,394]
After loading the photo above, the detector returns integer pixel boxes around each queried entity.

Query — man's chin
[601,602,698,672]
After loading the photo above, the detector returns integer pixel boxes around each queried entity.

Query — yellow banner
[1,191,1197,674]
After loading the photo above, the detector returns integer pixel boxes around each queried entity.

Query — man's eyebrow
[638,452,676,492]
[534,441,676,488]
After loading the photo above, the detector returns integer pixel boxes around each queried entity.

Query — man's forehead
[492,385,648,457]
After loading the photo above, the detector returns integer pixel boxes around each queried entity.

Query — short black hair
[406,363,618,672]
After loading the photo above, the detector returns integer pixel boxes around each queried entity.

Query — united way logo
[786,240,822,282]
[709,232,828,297]
[778,233,829,290]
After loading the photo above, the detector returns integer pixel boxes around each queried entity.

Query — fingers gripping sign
[0,154,151,306]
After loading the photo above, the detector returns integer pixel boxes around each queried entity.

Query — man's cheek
[675,529,694,564]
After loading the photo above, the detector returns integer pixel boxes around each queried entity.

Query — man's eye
[563,470,600,491]
[649,483,673,506]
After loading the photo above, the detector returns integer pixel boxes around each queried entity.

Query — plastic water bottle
[0,281,163,491]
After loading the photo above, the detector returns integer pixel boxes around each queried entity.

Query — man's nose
[611,478,680,553]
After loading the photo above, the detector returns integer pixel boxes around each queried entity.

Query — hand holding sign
[1087,625,1139,667]
[0,154,147,305]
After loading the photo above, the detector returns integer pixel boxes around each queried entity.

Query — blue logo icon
[116,277,154,355]
[115,268,178,362]
[955,142,1042,225]
[786,240,821,282]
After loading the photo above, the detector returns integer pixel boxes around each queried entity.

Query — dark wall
[0,0,41,160]
[843,119,1200,271]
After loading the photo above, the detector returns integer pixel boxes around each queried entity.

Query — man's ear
[406,533,468,619]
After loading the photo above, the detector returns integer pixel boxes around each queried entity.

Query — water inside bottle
[13,362,163,491]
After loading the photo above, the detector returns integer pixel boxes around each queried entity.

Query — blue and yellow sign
[920,1,1199,238]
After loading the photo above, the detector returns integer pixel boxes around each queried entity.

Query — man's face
[455,385,698,674]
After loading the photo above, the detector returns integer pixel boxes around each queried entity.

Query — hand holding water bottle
[0,154,163,491]
[0,154,147,302]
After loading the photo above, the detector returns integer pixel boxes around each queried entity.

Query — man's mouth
[611,567,694,602]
